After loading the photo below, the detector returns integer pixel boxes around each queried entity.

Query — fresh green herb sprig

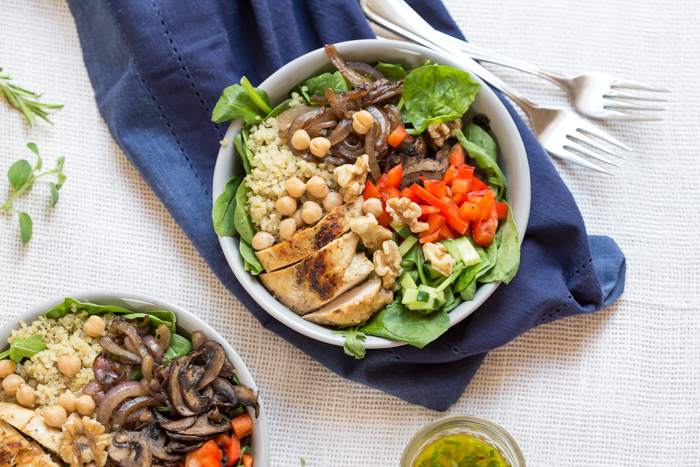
[0,67,63,126]
[2,143,66,244]
[0,333,46,363]
[331,327,366,359]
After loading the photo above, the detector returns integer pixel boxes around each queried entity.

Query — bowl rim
[0,290,270,466]
[212,38,530,349]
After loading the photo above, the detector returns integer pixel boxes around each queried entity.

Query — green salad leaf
[465,122,498,162]
[403,65,481,133]
[233,182,256,245]
[360,296,450,348]
[232,134,252,175]
[374,62,406,82]
[0,333,46,363]
[240,240,264,275]
[265,98,292,119]
[212,80,271,125]
[44,298,176,333]
[162,333,192,361]
[331,327,366,359]
[297,71,351,103]
[479,205,520,284]
[213,176,244,236]
[455,128,507,200]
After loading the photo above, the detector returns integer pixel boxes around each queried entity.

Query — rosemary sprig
[2,143,66,245]
[0,67,63,126]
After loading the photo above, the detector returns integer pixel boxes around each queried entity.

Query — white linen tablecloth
[1,0,698,465]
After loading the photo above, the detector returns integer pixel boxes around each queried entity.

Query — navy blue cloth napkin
[66,0,625,411]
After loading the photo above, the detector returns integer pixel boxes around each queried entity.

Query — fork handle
[362,0,540,114]
[436,31,571,86]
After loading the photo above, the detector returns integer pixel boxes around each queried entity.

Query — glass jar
[401,415,526,467]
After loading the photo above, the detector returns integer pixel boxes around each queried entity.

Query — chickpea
[0,359,16,379]
[83,315,106,337]
[306,176,329,198]
[322,192,344,212]
[16,384,36,407]
[291,129,311,151]
[58,390,78,413]
[2,374,24,396]
[279,218,297,240]
[362,198,384,218]
[301,201,323,225]
[285,177,306,198]
[58,355,82,378]
[275,195,297,217]
[309,137,331,158]
[292,208,305,228]
[43,405,67,428]
[352,110,374,135]
[76,394,96,416]
[251,231,274,251]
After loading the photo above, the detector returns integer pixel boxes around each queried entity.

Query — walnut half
[427,119,463,148]
[334,154,369,202]
[385,197,428,233]
[422,242,454,277]
[349,213,392,249]
[373,240,403,289]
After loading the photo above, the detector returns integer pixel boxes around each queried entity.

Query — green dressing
[414,434,507,467]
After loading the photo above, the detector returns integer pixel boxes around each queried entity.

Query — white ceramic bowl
[0,291,270,466]
[213,39,530,349]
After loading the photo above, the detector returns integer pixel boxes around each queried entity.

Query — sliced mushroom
[167,356,196,417]
[140,426,181,462]
[166,440,204,453]
[219,360,236,380]
[210,378,239,407]
[189,341,226,390]
[108,431,153,467]
[190,331,206,351]
[172,413,230,438]
[234,386,260,418]
[179,366,211,413]
[399,159,450,189]
[158,415,197,432]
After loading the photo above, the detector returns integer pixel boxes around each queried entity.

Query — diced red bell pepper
[438,223,453,240]
[495,202,509,220]
[449,143,466,166]
[186,440,223,467]
[420,205,440,216]
[387,126,408,147]
[215,434,240,467]
[385,164,402,188]
[363,180,381,200]
[452,191,467,206]
[380,186,401,201]
[231,414,253,439]
[400,187,421,203]
[375,173,389,191]
[422,179,447,199]
[444,203,470,235]
[459,202,482,222]
[473,206,498,247]
[471,176,489,192]
[456,166,474,180]
[419,213,446,243]
[376,209,393,227]
[477,190,496,221]
[410,184,449,211]
[442,165,459,185]
[419,230,440,244]
[451,178,472,195]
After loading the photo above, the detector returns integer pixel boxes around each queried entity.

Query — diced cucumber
[400,272,417,290]
[424,263,444,280]
[454,236,481,266]
[402,288,430,304]
[399,235,419,257]
[418,284,445,305]
[391,221,412,239]
[441,239,462,264]
[407,269,419,284]
[407,298,440,312]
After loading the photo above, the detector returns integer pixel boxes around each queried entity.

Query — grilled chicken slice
[13,441,60,467]
[303,277,393,327]
[0,403,60,455]
[256,199,363,272]
[259,233,373,314]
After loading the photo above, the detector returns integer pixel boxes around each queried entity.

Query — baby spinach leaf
[479,204,520,284]
[361,297,450,348]
[403,65,480,133]
[213,176,244,237]
[331,327,366,359]
[240,76,272,114]
[2,334,47,363]
[8,159,31,190]
[265,98,292,119]
[374,62,406,82]
[455,129,507,200]
[232,134,251,175]
[120,312,176,333]
[240,130,255,169]
[300,71,351,99]
[465,123,497,162]
[212,83,270,125]
[233,181,255,245]
[240,240,263,275]
[162,334,192,361]
[44,298,176,332]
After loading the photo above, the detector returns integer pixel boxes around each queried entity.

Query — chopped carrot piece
[387,126,408,147]
[242,453,253,467]
[449,143,466,166]
[231,414,253,439]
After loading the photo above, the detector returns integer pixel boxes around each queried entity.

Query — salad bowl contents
[213,39,529,355]
[0,293,267,467]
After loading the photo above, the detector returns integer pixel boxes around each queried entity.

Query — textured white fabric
[1,0,699,465]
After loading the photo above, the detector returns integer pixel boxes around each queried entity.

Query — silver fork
[361,0,630,174]
[436,31,670,121]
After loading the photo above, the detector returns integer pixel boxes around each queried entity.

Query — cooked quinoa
[0,311,109,411]
[245,116,339,239]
